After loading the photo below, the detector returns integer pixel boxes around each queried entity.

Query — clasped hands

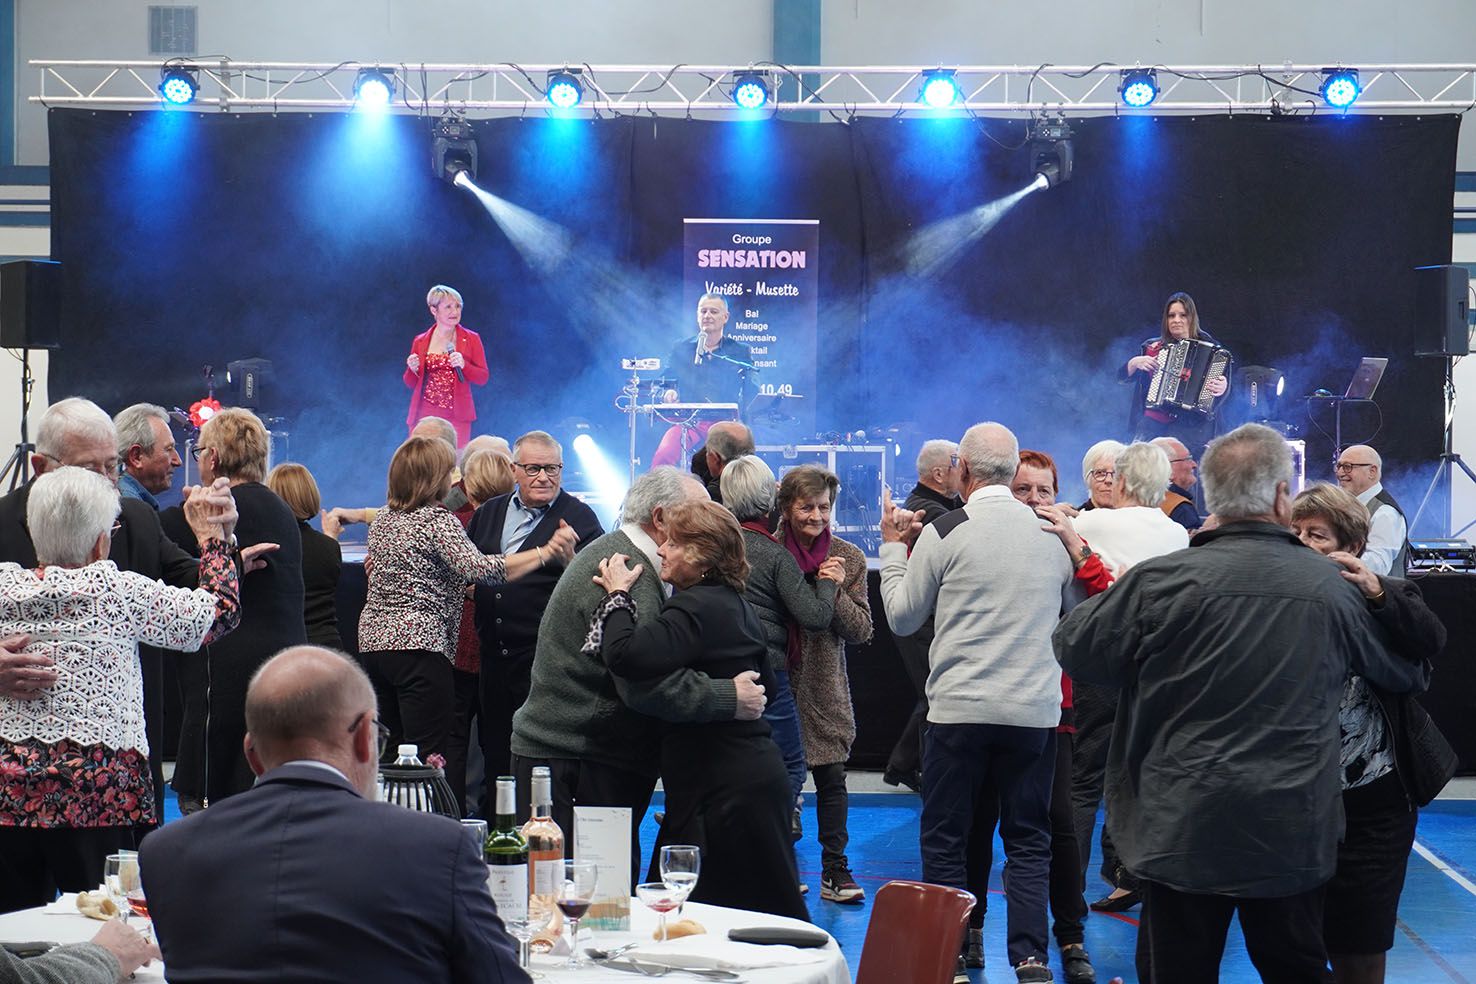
[182,479,277,572]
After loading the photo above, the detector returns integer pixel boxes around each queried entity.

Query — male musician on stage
[651,293,753,468]
[1335,444,1409,575]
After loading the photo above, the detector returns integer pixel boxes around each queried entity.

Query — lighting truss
[26,61,1476,116]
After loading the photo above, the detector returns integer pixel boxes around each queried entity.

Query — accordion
[1145,338,1231,416]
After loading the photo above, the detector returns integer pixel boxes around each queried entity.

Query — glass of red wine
[557,860,599,968]
[125,887,149,921]
[635,882,685,942]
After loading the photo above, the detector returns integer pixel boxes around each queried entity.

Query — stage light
[158,66,198,105]
[920,70,961,109]
[573,433,596,455]
[1119,69,1159,108]
[546,70,584,110]
[431,116,478,186]
[354,69,393,110]
[1320,69,1360,109]
[1234,365,1287,423]
[1027,116,1074,188]
[732,72,770,111]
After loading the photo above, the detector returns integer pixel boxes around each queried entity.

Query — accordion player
[1145,338,1232,416]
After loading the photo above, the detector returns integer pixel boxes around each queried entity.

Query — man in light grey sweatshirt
[879,422,1079,984]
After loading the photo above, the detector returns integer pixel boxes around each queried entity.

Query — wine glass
[556,860,599,969]
[636,882,685,942]
[658,845,701,912]
[104,854,139,924]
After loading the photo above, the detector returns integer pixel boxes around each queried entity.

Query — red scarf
[742,520,804,671]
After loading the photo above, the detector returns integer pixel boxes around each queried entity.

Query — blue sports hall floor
[162,777,1476,983]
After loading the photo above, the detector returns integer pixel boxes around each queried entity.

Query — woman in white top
[1070,442,1190,576]
[0,467,240,909]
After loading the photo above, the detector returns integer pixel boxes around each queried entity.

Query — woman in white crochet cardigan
[0,467,240,912]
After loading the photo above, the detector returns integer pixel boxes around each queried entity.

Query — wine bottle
[485,776,529,922]
[521,766,564,930]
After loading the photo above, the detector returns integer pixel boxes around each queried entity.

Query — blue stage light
[158,67,198,105]
[353,69,393,110]
[546,70,584,110]
[732,73,770,111]
[920,70,961,109]
[1119,69,1159,108]
[1321,69,1360,109]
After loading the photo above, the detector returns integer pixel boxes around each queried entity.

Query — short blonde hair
[266,463,322,521]
[664,499,750,592]
[200,408,269,483]
[426,284,463,309]
[386,436,455,512]
[462,449,515,507]
[1292,482,1370,555]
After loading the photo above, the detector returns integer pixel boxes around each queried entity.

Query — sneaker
[798,881,809,896]
[820,866,865,904]
[791,808,803,841]
[1014,957,1054,983]
[964,927,984,968]
[954,955,970,984]
[1060,945,1095,984]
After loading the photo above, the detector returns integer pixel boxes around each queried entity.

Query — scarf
[781,521,831,576]
[743,520,804,671]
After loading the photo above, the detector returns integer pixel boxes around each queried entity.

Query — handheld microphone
[694,331,704,366]
[447,343,465,383]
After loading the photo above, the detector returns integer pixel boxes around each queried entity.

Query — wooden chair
[855,880,977,984]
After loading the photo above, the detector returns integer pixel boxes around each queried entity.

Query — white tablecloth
[0,896,849,984]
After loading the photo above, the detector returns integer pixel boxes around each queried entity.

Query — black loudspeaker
[1414,263,1470,357]
[0,260,62,350]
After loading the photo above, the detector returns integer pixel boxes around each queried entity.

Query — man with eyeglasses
[1335,445,1408,576]
[1151,437,1204,532]
[467,430,603,790]
[142,646,527,983]
[0,397,239,847]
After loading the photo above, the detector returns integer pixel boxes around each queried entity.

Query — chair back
[855,880,976,984]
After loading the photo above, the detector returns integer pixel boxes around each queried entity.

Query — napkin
[625,937,831,971]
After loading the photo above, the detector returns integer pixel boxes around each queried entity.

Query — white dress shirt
[1357,482,1406,576]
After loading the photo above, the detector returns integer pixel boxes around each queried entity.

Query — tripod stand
[0,348,37,492]
[1410,354,1476,537]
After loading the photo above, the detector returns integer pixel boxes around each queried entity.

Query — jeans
[762,667,808,801]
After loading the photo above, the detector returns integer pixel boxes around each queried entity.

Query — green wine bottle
[484,776,529,922]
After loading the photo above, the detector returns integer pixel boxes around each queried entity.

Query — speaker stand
[1411,356,1476,537]
[0,347,36,492]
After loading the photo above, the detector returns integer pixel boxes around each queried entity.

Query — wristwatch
[1073,544,1094,570]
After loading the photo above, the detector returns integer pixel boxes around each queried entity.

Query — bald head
[1151,436,1197,490]
[461,434,511,469]
[704,421,755,475]
[1335,444,1383,496]
[244,646,379,792]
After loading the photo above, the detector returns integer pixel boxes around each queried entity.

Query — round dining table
[0,895,850,983]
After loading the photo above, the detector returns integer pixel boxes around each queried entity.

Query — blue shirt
[499,492,550,553]
[118,472,160,511]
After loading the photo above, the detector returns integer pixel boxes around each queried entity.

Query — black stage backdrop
[48,109,1455,517]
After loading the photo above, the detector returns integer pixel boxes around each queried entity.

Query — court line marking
[1412,839,1476,898]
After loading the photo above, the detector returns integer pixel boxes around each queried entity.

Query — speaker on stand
[1410,263,1476,536]
[0,260,62,490]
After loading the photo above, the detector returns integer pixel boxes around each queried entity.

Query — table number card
[574,806,632,930]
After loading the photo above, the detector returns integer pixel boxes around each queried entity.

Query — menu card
[574,806,631,930]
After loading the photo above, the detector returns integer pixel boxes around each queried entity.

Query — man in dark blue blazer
[141,646,528,983]
[467,431,603,785]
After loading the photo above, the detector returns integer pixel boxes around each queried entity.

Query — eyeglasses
[514,462,563,476]
[349,712,392,759]
[1089,469,1117,482]
[109,521,122,535]
[189,445,211,461]
[1334,462,1375,473]
[40,451,118,480]
[1166,457,1194,465]
[949,454,960,468]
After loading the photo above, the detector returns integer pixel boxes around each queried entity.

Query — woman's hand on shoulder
[592,552,643,594]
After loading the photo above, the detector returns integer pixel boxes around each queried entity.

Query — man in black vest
[1335,444,1408,576]
[467,430,603,793]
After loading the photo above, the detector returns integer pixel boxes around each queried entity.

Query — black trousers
[479,654,533,780]
[1137,880,1332,984]
[365,648,454,763]
[1070,681,1134,889]
[445,667,482,815]
[969,731,1087,947]
[511,753,657,889]
[811,762,850,871]
[0,825,134,914]
[886,629,932,778]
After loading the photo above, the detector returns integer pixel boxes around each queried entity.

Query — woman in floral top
[358,436,574,766]
[0,467,240,904]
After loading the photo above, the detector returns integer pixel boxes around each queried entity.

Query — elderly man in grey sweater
[509,467,767,883]
[879,422,1080,984]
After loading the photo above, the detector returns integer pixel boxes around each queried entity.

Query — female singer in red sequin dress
[403,284,489,447]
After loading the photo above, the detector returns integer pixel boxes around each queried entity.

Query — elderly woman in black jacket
[719,455,843,837]
[1290,483,1449,984]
